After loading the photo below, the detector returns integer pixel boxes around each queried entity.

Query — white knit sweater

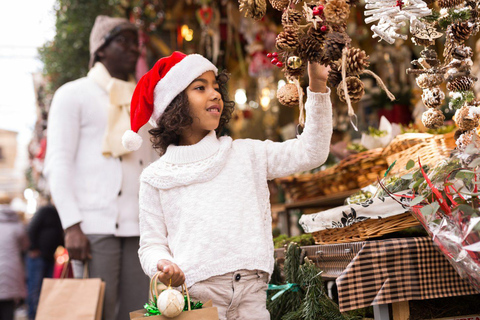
[138,87,333,287]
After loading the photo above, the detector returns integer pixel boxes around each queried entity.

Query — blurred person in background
[25,199,64,320]
[0,197,28,320]
[44,15,153,320]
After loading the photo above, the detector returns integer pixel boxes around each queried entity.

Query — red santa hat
[122,51,218,151]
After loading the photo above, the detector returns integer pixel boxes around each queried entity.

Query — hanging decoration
[364,0,432,44]
[194,0,221,64]
[238,0,395,130]
[406,0,480,151]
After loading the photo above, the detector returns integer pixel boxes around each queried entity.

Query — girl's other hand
[157,259,185,287]
[308,62,330,93]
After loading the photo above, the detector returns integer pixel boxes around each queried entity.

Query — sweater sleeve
[138,181,175,278]
[43,85,83,230]
[263,87,333,180]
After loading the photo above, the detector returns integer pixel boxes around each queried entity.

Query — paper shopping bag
[129,300,218,320]
[129,272,218,320]
[36,277,105,320]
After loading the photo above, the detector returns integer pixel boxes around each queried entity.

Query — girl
[122,51,332,320]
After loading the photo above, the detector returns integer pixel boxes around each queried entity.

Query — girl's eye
[195,86,205,91]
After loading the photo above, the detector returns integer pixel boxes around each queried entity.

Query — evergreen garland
[439,8,471,29]
[268,243,355,320]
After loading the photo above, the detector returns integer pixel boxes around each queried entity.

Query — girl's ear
[96,48,105,59]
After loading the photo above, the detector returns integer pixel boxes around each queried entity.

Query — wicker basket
[312,212,420,244]
[382,132,456,174]
[276,149,388,202]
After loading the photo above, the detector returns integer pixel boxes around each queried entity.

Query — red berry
[320,25,328,32]
[272,52,278,58]
[312,8,320,15]
[271,58,278,64]
[267,53,272,58]
[276,62,284,67]
[317,5,324,11]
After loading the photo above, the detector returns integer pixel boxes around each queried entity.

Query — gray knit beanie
[89,15,138,68]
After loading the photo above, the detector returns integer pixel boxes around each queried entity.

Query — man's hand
[65,224,91,261]
[157,260,185,287]
[308,62,330,93]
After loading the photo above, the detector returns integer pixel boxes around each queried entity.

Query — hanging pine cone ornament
[456,106,480,131]
[455,129,480,150]
[277,83,300,107]
[276,26,300,51]
[239,0,267,20]
[321,32,350,65]
[269,0,289,11]
[415,73,443,89]
[447,22,474,43]
[422,87,445,108]
[422,108,445,129]
[344,48,370,76]
[299,36,323,63]
[438,0,464,8]
[447,76,475,91]
[328,66,342,87]
[308,25,329,42]
[282,9,303,26]
[284,62,306,81]
[324,0,350,25]
[337,77,365,103]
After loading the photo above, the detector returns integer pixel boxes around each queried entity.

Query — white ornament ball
[157,287,185,318]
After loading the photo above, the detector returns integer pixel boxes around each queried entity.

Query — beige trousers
[188,269,270,320]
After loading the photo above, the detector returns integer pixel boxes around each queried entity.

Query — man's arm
[44,84,90,260]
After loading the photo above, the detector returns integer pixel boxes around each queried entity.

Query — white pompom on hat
[122,51,218,151]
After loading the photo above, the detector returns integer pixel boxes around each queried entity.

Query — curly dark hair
[149,70,235,155]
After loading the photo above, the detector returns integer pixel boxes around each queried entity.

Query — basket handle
[150,272,191,312]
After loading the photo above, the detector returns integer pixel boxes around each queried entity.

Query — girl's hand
[308,62,330,93]
[157,259,185,287]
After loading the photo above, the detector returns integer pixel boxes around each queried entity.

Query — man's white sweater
[138,87,333,287]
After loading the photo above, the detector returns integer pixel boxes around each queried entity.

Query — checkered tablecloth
[336,237,479,312]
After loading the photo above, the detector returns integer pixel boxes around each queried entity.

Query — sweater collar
[161,131,220,164]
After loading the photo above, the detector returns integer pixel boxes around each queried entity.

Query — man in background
[44,15,153,320]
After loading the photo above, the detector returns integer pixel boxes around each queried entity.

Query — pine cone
[421,87,445,108]
[455,129,478,150]
[277,83,300,107]
[344,47,369,76]
[328,66,342,87]
[331,23,347,33]
[299,36,323,63]
[324,0,350,25]
[447,76,475,91]
[416,73,443,89]
[454,129,467,140]
[456,105,479,131]
[337,76,365,103]
[284,63,306,81]
[321,32,350,65]
[282,9,303,26]
[448,22,474,43]
[308,25,329,43]
[422,108,445,129]
[269,0,289,11]
[438,0,464,8]
[239,0,267,20]
[276,26,300,51]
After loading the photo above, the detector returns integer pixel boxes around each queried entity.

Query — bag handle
[150,272,191,312]
[60,260,89,279]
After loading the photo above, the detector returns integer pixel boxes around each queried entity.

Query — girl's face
[180,71,223,145]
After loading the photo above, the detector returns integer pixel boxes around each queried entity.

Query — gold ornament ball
[287,56,302,70]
